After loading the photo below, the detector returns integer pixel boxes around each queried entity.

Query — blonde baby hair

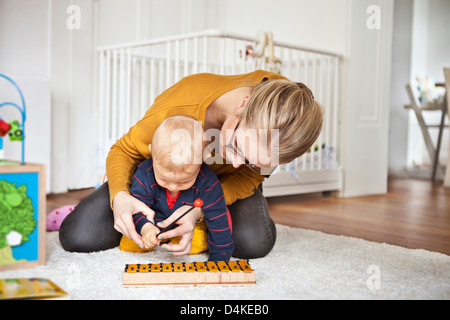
[151,115,204,174]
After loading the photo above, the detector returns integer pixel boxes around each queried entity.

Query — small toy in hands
[156,198,203,237]
[138,198,204,249]
[193,198,203,208]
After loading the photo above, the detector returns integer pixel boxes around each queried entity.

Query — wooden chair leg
[432,96,447,182]
[406,84,444,178]
[443,69,450,188]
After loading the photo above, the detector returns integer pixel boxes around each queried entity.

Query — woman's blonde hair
[242,79,323,164]
[152,115,204,174]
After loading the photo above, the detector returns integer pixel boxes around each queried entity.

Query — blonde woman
[60,70,323,259]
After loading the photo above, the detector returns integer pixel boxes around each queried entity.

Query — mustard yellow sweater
[106,70,287,206]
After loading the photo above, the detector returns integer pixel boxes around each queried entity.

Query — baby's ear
[148,144,152,153]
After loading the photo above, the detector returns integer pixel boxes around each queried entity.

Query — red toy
[0,119,11,137]
[194,198,203,208]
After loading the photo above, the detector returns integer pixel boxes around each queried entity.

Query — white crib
[96,29,343,197]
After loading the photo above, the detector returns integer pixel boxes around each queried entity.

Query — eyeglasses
[225,117,277,178]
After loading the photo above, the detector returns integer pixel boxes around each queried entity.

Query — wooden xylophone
[123,260,256,287]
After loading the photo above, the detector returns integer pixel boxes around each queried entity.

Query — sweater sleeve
[198,167,234,261]
[132,213,151,236]
[128,160,157,235]
[106,114,164,208]
[129,161,156,207]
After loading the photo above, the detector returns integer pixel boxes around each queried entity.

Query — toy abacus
[0,73,26,164]
[123,260,256,287]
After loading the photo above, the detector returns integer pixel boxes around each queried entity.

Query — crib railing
[97,29,343,195]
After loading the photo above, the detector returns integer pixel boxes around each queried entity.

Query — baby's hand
[141,223,161,249]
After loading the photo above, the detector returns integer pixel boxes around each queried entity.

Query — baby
[119,115,234,261]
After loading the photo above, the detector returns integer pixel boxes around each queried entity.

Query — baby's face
[153,163,200,193]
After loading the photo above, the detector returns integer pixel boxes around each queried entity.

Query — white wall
[425,0,450,83]
[48,0,223,192]
[214,0,349,55]
[0,0,52,191]
[388,0,414,177]
[50,0,220,192]
[50,0,97,192]
[0,0,51,77]
[389,0,450,178]
[414,0,450,169]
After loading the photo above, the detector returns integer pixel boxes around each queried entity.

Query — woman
[59,70,323,259]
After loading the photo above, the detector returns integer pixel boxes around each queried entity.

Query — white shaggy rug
[1,225,449,300]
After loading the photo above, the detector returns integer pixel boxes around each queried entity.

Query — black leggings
[59,182,276,259]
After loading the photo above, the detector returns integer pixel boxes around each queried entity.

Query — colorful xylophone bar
[123,260,256,287]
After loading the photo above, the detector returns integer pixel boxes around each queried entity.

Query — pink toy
[46,205,76,231]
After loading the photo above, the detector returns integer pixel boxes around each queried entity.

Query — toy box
[0,161,46,271]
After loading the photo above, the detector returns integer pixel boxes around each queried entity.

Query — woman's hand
[112,191,155,248]
[157,205,202,256]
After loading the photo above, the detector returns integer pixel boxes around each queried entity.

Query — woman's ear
[202,144,212,160]
[234,96,249,117]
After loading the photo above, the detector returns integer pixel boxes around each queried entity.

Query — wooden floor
[46,178,450,255]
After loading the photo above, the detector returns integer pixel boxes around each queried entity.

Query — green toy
[0,180,36,265]
[7,120,23,142]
